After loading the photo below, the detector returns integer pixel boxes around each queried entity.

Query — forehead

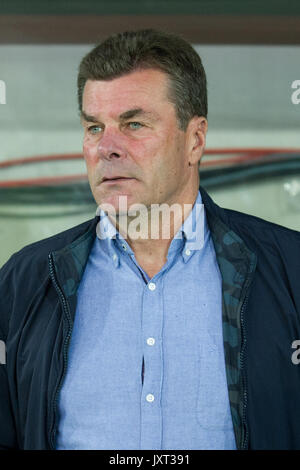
[82,68,173,117]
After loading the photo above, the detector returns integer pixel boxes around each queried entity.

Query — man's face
[81,68,204,214]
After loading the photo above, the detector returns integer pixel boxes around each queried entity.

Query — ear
[186,116,208,167]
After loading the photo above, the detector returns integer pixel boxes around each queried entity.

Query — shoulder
[200,185,300,250]
[0,216,97,276]
[223,207,300,254]
[0,216,98,335]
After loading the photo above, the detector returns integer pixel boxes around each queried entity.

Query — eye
[87,125,102,135]
[128,121,143,130]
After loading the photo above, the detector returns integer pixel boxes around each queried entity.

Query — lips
[102,176,132,182]
[103,177,127,181]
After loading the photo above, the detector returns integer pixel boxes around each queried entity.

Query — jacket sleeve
[0,258,19,449]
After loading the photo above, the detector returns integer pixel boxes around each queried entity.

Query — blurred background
[0,0,300,267]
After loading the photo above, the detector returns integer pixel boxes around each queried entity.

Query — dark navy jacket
[1,186,300,450]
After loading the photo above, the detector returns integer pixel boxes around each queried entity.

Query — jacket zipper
[239,272,253,450]
[48,253,73,450]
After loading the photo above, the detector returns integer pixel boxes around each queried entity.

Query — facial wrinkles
[83,113,174,177]
[82,72,189,205]
[82,71,172,128]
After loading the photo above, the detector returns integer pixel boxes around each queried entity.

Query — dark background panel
[0,0,300,44]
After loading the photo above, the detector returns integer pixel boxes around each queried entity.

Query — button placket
[140,277,163,448]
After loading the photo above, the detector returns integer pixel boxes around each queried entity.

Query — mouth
[102,176,134,183]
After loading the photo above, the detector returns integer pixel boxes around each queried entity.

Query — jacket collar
[50,185,255,301]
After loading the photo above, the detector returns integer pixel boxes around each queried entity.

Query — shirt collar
[171,189,206,263]
[96,190,206,268]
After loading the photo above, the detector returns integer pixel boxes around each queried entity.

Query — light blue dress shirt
[56,191,237,449]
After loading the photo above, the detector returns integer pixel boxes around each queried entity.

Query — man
[0,29,300,450]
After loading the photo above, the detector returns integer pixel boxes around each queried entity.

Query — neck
[107,188,199,262]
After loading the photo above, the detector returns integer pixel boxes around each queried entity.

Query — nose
[97,127,126,161]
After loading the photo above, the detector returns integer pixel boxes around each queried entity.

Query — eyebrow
[81,108,159,123]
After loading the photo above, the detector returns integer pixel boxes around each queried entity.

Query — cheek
[133,137,162,167]
[83,140,98,167]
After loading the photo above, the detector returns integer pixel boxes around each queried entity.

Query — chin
[95,193,131,216]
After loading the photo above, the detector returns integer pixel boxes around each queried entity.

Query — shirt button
[146,394,155,402]
[185,248,191,256]
[148,282,156,291]
[122,244,127,251]
[147,337,155,346]
[112,254,117,261]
